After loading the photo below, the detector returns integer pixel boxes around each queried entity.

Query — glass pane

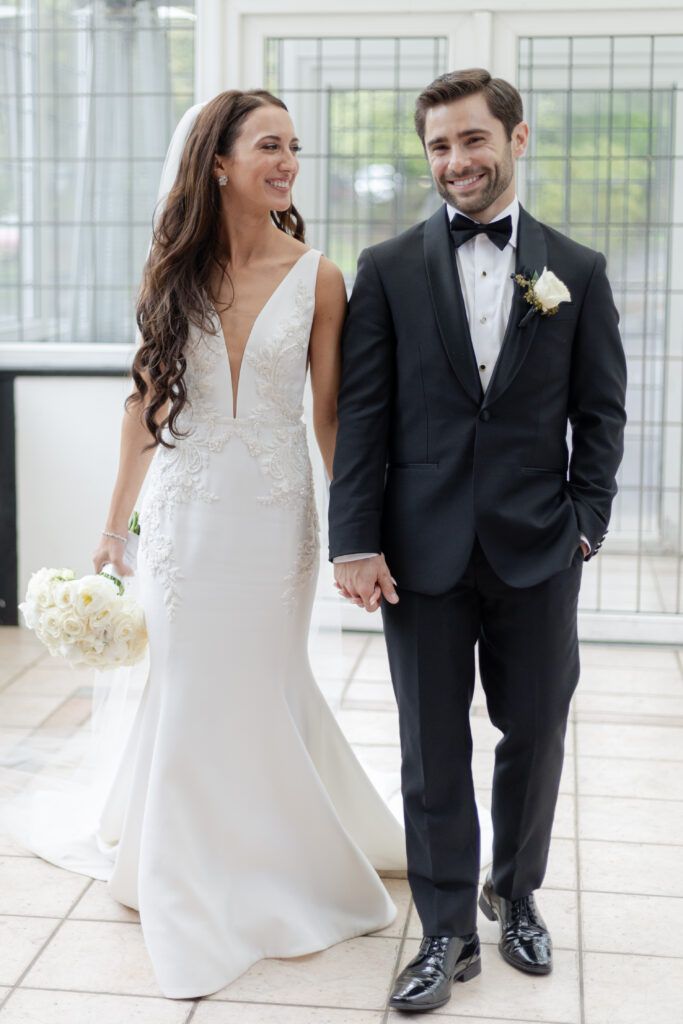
[2,0,196,343]
[518,33,683,613]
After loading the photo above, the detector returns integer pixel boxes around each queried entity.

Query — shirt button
[480,315,487,324]
[479,363,486,371]
[481,270,487,277]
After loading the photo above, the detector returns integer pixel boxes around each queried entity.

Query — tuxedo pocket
[520,466,566,477]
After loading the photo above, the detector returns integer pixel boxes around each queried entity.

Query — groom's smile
[424,92,528,222]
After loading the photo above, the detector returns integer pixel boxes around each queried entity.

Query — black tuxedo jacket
[328,204,627,593]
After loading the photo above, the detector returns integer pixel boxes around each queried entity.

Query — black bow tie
[450,213,512,251]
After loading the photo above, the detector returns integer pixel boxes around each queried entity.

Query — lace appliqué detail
[139,267,321,618]
[139,333,231,619]
[243,277,320,610]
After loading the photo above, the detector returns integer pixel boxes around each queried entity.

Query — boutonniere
[515,267,572,327]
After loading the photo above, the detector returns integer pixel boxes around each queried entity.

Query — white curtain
[70,0,174,343]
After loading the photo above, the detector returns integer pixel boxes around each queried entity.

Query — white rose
[25,567,57,595]
[39,607,64,640]
[25,568,60,609]
[75,575,117,618]
[533,268,571,313]
[52,579,77,610]
[58,611,89,641]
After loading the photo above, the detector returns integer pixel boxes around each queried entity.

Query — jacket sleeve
[328,247,395,560]
[567,252,627,556]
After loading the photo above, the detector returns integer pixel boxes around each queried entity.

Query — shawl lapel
[483,205,548,408]
[423,206,483,406]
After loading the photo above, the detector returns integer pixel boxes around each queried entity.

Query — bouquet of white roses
[19,513,147,669]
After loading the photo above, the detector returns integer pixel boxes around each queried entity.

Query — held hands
[334,554,399,613]
[92,535,133,578]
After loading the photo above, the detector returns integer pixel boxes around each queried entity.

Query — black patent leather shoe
[389,933,481,1013]
[479,876,552,975]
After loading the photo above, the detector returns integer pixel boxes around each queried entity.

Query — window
[0,0,195,348]
[265,36,448,283]
[520,35,683,614]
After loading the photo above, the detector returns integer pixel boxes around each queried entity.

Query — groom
[329,69,626,1013]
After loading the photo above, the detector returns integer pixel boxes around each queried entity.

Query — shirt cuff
[333,553,379,563]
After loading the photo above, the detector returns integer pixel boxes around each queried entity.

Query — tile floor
[0,625,681,1023]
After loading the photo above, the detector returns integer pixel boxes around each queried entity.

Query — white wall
[15,376,132,605]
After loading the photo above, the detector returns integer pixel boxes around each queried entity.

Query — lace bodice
[139,249,322,617]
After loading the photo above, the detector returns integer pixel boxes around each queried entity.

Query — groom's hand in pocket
[334,554,399,613]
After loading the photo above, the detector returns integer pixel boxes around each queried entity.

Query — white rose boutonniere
[515,267,571,319]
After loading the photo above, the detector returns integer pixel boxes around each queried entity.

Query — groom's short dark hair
[415,69,524,143]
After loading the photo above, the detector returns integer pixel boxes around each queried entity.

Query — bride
[83,89,406,998]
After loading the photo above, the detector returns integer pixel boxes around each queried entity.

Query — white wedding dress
[92,246,405,998]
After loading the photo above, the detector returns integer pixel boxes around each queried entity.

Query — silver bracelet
[102,530,127,543]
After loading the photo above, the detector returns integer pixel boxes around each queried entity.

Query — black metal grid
[265,36,448,281]
[519,35,683,616]
[0,0,195,346]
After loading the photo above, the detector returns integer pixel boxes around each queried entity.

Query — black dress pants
[381,539,583,936]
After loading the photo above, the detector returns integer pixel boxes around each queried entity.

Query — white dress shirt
[335,197,587,562]
[447,196,519,392]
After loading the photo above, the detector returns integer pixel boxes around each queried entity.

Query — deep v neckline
[212,249,311,419]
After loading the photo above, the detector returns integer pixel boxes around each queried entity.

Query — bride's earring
[218,174,228,187]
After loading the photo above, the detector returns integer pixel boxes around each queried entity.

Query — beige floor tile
[577,755,683,800]
[581,891,683,957]
[578,646,680,670]
[33,651,84,671]
[336,709,400,746]
[582,951,683,1024]
[0,916,59,986]
[352,744,401,776]
[0,990,191,1023]
[577,667,683,697]
[39,697,93,730]
[2,669,85,700]
[0,666,28,690]
[308,652,359,679]
[394,941,579,1022]
[343,681,396,711]
[575,691,683,719]
[543,838,578,891]
[0,695,67,730]
[209,935,400,1009]
[578,795,683,844]
[576,722,683,761]
[194,1004,382,1023]
[21,920,160,996]
[0,858,89,917]
[351,659,392,682]
[0,630,45,659]
[69,880,139,923]
[580,839,683,897]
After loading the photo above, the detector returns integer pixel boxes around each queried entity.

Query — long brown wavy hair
[129,89,306,447]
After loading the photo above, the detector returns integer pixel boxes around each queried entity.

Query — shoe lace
[419,936,452,959]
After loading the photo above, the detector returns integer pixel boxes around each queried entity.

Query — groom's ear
[511,121,529,160]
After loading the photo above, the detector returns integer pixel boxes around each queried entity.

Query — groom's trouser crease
[382,539,582,935]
